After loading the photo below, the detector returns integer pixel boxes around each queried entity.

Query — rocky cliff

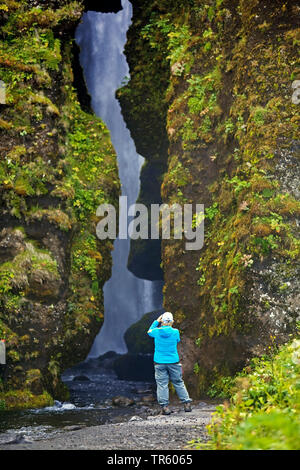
[118,0,300,396]
[0,0,120,407]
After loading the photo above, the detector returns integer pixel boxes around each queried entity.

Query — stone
[129,416,143,422]
[111,396,135,407]
[73,375,90,382]
[124,310,163,355]
[140,395,155,404]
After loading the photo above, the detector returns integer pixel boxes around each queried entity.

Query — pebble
[129,416,143,422]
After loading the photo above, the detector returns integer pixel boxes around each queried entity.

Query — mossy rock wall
[0,0,120,407]
[119,0,300,396]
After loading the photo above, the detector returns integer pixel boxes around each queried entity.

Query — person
[147,312,192,415]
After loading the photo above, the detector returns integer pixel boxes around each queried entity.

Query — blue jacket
[147,320,180,364]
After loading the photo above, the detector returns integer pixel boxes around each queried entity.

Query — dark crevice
[83,0,122,13]
[71,2,166,282]
[71,40,92,114]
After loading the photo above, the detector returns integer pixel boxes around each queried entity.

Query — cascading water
[75,0,163,356]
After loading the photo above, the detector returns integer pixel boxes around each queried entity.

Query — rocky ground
[0,401,216,450]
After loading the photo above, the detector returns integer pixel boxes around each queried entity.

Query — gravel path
[0,401,216,450]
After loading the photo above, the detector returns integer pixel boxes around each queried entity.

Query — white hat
[162,312,173,323]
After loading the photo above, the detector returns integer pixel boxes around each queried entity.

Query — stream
[0,359,156,444]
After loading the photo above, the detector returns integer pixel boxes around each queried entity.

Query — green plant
[0,399,6,410]
[186,70,219,116]
[226,175,251,195]
[229,410,300,450]
[205,202,219,221]
[168,156,190,187]
[0,270,14,294]
[207,375,236,399]
[141,14,192,69]
[197,274,206,286]
[252,106,269,125]
[190,338,300,450]
[251,234,280,254]
[71,233,101,281]
[224,118,235,134]
[228,286,239,295]
[181,117,197,143]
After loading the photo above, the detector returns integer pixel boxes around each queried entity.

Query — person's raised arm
[147,315,163,337]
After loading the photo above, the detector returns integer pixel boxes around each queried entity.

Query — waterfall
[75,0,163,356]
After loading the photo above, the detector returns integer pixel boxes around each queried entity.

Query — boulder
[97,351,122,370]
[111,396,135,407]
[124,309,163,355]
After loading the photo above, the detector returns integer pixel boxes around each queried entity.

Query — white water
[75,0,163,356]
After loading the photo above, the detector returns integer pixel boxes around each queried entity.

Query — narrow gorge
[0,0,299,418]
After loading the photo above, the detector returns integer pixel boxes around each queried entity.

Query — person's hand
[157,315,163,323]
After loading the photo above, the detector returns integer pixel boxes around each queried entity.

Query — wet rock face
[0,228,26,263]
[275,145,300,202]
[124,310,163,355]
[248,258,300,352]
[247,143,300,350]
[113,354,155,382]
[0,1,120,405]
[118,0,300,394]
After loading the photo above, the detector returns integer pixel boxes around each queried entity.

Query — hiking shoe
[162,406,171,415]
[184,402,192,412]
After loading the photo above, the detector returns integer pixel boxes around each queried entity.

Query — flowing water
[0,0,163,442]
[76,0,163,357]
[0,360,156,444]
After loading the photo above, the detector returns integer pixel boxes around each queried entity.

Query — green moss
[1,2,82,36]
[0,389,54,411]
[124,0,299,397]
[167,155,191,187]
[0,238,60,291]
[124,310,161,355]
[0,1,120,405]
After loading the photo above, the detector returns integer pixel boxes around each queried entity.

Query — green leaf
[262,188,274,198]
[244,399,254,406]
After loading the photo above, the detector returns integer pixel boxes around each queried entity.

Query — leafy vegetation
[122,0,300,403]
[189,336,300,450]
[0,0,120,407]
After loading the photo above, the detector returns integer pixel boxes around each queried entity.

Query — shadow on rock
[112,353,155,382]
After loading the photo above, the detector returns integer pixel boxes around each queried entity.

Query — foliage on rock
[0,0,120,408]
[121,0,300,395]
